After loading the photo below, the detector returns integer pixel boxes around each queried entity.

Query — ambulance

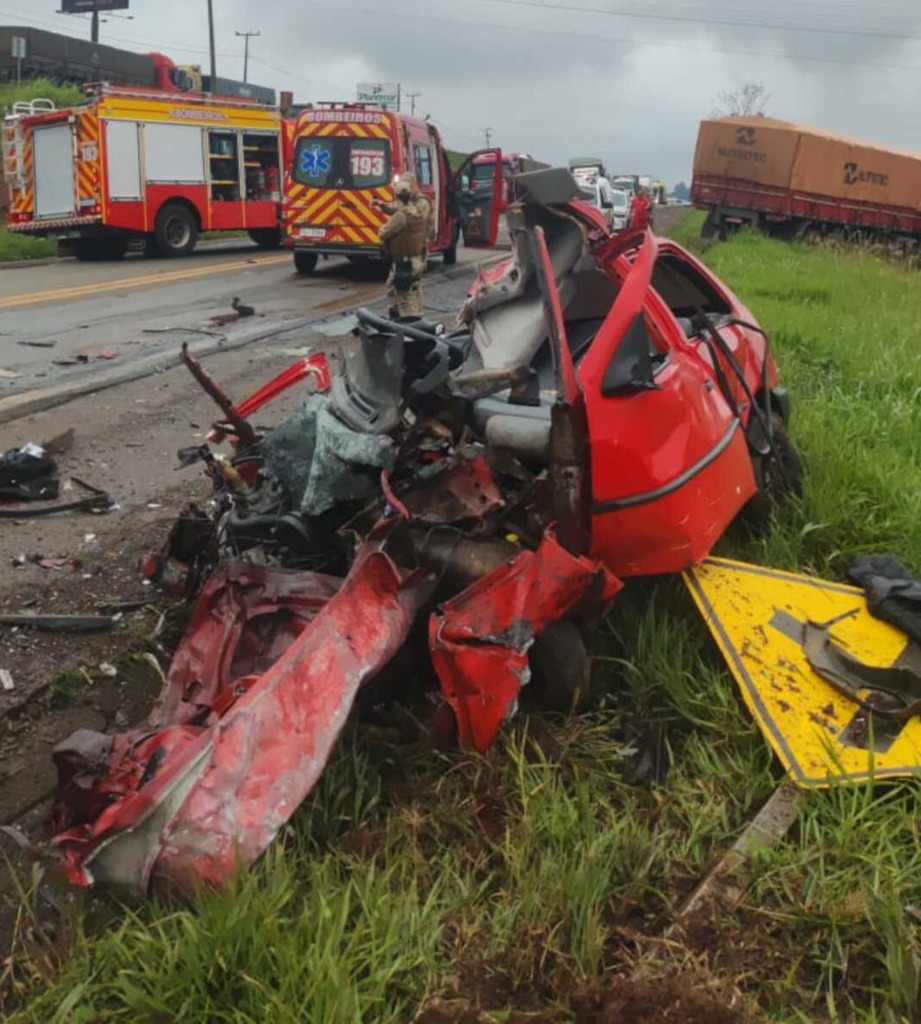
[3,84,284,259]
[284,103,502,273]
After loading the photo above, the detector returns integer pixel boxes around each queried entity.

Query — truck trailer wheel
[154,204,199,258]
[248,228,283,249]
[294,251,318,274]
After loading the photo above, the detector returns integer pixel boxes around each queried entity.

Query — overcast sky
[4,0,921,183]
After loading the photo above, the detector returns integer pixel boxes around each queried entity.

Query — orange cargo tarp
[790,133,921,210]
[694,116,921,212]
[693,118,800,189]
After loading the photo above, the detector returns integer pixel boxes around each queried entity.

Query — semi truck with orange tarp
[284,103,502,273]
[3,84,283,259]
[692,116,921,242]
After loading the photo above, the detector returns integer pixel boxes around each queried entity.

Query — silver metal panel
[143,123,205,184]
[106,120,142,200]
[33,124,75,219]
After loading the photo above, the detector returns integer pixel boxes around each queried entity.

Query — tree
[672,182,690,201]
[711,81,769,119]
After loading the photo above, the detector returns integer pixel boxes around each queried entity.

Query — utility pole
[484,127,492,147]
[406,91,421,117]
[91,9,100,43]
[207,0,217,90]
[235,30,260,83]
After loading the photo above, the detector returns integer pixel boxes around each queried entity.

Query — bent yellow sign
[685,558,921,788]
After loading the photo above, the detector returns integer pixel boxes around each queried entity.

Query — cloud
[6,0,921,181]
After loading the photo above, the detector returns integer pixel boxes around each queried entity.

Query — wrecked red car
[49,168,798,897]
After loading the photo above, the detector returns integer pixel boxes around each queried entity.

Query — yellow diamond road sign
[684,558,921,788]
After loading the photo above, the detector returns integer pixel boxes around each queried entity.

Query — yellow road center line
[0,254,291,311]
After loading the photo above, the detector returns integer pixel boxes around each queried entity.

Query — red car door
[451,148,503,247]
[577,233,758,576]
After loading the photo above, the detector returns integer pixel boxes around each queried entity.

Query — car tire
[743,415,804,530]
[294,250,318,274]
[248,228,283,249]
[525,620,593,712]
[154,203,199,258]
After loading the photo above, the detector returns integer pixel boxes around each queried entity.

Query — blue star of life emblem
[300,144,331,178]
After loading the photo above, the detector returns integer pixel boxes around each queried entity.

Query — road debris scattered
[0,613,115,632]
[0,669,14,692]
[849,554,921,644]
[0,442,58,502]
[0,475,111,520]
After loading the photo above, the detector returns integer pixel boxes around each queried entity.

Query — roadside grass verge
[0,226,57,262]
[7,215,921,1022]
[0,79,82,111]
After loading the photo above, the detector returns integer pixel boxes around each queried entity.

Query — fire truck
[3,84,284,259]
[284,103,502,273]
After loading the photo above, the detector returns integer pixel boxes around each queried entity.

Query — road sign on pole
[356,82,401,109]
[11,35,26,85]
[61,0,130,11]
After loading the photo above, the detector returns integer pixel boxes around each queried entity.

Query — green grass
[0,226,57,262]
[0,79,83,112]
[7,216,921,1023]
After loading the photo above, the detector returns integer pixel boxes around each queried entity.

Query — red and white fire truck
[284,103,502,273]
[2,84,284,259]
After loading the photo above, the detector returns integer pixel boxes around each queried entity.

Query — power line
[7,1,921,83]
[435,0,921,44]
[305,0,921,75]
[235,29,260,84]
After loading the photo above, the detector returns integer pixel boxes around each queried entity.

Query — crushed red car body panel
[51,547,433,896]
[46,166,792,897]
[430,532,621,753]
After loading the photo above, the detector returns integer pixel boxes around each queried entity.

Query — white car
[577,180,630,231]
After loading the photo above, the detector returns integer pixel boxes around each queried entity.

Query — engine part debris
[430,531,621,752]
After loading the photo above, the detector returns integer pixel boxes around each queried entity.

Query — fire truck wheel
[73,238,127,261]
[294,251,318,274]
[443,225,460,265]
[248,228,283,249]
[155,204,199,258]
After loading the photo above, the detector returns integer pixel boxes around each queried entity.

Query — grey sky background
[3,0,921,184]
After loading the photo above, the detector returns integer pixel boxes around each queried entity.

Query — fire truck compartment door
[453,148,502,248]
[33,124,75,219]
[144,124,205,184]
[106,121,142,200]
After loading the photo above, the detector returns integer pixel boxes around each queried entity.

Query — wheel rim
[165,215,191,249]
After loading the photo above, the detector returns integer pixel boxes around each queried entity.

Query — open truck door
[451,148,502,248]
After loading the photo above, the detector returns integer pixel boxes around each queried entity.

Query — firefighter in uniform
[374,175,428,318]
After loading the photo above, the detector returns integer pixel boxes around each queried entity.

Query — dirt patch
[415,1000,556,1023]
[572,970,760,1023]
